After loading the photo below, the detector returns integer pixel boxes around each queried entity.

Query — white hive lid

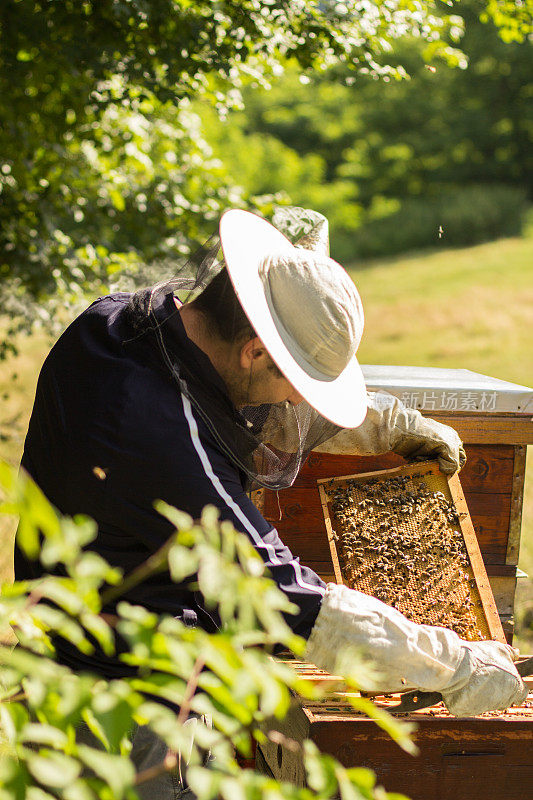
[361,365,533,414]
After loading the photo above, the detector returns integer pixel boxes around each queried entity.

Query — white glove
[305,584,528,717]
[315,391,466,474]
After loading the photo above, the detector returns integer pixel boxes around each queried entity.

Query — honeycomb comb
[318,460,505,643]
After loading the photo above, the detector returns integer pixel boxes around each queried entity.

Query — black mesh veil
[125,208,342,491]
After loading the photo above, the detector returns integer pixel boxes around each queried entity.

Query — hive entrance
[318,461,505,642]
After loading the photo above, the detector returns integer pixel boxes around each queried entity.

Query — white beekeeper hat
[219,209,367,429]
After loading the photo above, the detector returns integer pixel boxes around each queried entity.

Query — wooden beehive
[254,366,533,642]
[318,461,506,643]
[258,669,533,800]
[253,367,533,798]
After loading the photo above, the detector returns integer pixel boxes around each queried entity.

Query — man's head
[218,209,367,428]
[187,267,303,408]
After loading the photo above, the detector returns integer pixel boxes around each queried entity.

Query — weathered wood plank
[506,445,527,565]
[259,693,533,800]
[299,446,515,494]
[317,483,343,585]
[489,575,517,617]
[448,470,506,642]
[464,491,511,562]
[297,452,403,485]
[426,412,533,444]
[461,444,514,493]
[485,563,521,576]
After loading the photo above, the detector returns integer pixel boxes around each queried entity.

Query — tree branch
[134,655,205,787]
[101,533,177,606]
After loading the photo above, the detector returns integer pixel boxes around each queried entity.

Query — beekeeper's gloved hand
[315,391,466,474]
[306,584,528,717]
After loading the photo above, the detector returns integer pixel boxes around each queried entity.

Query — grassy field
[1,231,532,648]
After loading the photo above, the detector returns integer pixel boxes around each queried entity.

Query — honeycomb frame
[318,460,505,644]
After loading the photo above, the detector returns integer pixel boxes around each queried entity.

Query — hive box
[253,366,533,798]
[255,366,533,641]
[257,689,533,800]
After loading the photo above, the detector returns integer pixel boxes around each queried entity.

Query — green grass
[350,235,533,385]
[1,232,532,648]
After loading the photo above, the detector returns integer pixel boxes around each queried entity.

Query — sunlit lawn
[351,233,533,384]
[1,230,532,647]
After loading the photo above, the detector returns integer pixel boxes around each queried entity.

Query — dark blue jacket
[14,291,325,676]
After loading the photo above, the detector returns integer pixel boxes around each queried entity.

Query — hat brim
[219,209,367,429]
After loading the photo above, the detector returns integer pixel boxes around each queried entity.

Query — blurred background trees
[0,0,462,332]
[1,0,530,338]
[199,0,532,261]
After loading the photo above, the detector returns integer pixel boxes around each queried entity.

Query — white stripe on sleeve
[181,393,325,598]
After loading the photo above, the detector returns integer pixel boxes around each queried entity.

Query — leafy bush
[351,184,529,259]
[1,0,466,340]
[0,463,415,799]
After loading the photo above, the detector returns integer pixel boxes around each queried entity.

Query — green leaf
[109,188,126,212]
[335,765,370,800]
[1,646,61,679]
[380,794,412,800]
[0,684,24,703]
[0,756,20,784]
[26,787,58,800]
[116,602,159,627]
[39,579,84,615]
[32,604,94,654]
[61,779,98,800]
[80,612,115,657]
[167,545,199,583]
[52,675,96,726]
[22,723,68,749]
[344,766,377,790]
[90,688,136,752]
[76,745,135,797]
[303,740,339,796]
[259,673,289,718]
[40,516,98,568]
[137,701,222,757]
[201,677,255,725]
[4,468,63,559]
[155,501,194,532]
[220,775,248,800]
[201,505,222,538]
[0,701,29,742]
[187,766,222,800]
[26,750,81,789]
[69,550,122,588]
[345,696,418,756]
[80,708,112,752]
[127,675,186,708]
[16,49,35,62]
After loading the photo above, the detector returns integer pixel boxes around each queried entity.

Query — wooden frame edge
[317,483,344,585]
[506,445,527,566]
[318,461,507,645]
[447,471,507,644]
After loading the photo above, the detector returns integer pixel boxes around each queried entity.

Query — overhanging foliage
[0,462,416,798]
[0,0,529,345]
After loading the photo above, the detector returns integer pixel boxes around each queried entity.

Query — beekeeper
[15,208,527,791]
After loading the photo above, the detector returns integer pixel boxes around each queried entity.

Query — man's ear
[239,337,268,370]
